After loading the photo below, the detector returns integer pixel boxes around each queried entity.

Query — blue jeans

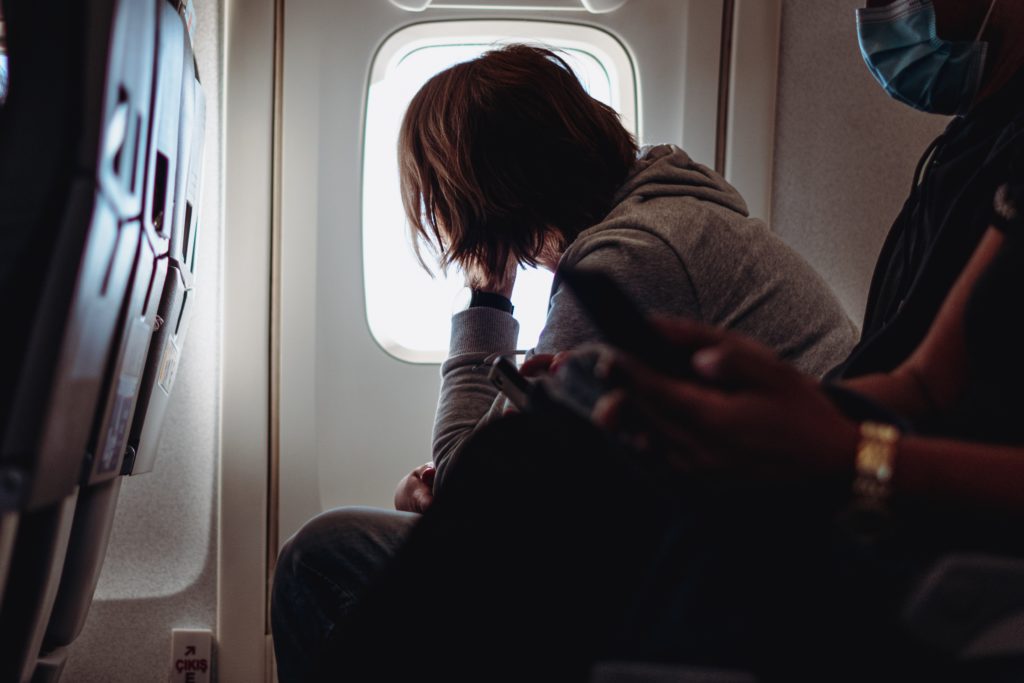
[271,506,419,683]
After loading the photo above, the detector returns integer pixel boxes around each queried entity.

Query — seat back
[0,2,203,680]
[41,1,200,659]
[0,0,153,519]
[0,0,161,506]
[0,0,156,675]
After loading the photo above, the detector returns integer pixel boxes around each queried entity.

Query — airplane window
[362,21,637,363]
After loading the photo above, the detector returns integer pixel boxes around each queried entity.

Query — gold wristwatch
[853,421,900,502]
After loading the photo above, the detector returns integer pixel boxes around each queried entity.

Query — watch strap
[469,289,514,315]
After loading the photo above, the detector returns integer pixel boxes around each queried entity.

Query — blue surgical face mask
[856,0,998,116]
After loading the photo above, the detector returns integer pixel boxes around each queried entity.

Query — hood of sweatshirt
[610,144,750,217]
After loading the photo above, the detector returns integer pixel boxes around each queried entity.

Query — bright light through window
[0,54,8,105]
[0,17,7,106]
[363,21,637,363]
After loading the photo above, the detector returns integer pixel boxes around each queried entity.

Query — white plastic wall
[771,0,949,325]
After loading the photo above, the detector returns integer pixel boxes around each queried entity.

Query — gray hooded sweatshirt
[432,144,857,485]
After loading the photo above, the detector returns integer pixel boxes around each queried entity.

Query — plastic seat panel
[84,230,166,486]
[140,0,186,256]
[2,188,137,510]
[93,0,156,220]
[128,66,203,476]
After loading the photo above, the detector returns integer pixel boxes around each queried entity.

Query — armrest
[903,553,1024,658]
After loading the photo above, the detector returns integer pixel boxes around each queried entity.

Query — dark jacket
[833,68,1024,380]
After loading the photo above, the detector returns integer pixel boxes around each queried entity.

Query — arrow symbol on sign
[185,646,196,656]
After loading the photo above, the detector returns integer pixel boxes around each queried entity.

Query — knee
[272,507,414,681]
[277,507,362,577]
[273,506,416,605]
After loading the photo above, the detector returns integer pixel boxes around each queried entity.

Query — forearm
[431,308,519,489]
[841,229,1007,426]
[892,434,1024,516]
[843,230,1004,423]
[839,368,935,422]
[832,379,1024,515]
[432,360,507,476]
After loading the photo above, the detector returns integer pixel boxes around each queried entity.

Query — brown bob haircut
[399,44,638,276]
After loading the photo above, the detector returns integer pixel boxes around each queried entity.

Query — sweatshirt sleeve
[431,306,519,490]
[432,227,699,490]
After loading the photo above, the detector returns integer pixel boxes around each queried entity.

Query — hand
[593,318,860,480]
[394,463,436,513]
[521,349,600,378]
[519,353,565,378]
[463,252,518,299]
[499,353,556,415]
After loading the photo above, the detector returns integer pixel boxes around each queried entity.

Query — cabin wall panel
[771,0,948,326]
[62,0,224,680]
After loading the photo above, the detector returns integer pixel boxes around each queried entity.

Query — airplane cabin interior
[1,0,1022,681]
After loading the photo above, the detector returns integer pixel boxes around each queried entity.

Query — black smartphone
[557,267,693,378]
[489,354,603,420]
[488,356,535,412]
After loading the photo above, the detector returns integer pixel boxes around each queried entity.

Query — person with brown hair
[271,44,856,683]
[396,44,856,498]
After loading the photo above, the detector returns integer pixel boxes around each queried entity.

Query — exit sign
[170,629,213,683]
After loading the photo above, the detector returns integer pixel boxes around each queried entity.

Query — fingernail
[591,396,613,427]
[692,348,721,377]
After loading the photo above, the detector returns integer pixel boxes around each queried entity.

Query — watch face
[451,286,473,314]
